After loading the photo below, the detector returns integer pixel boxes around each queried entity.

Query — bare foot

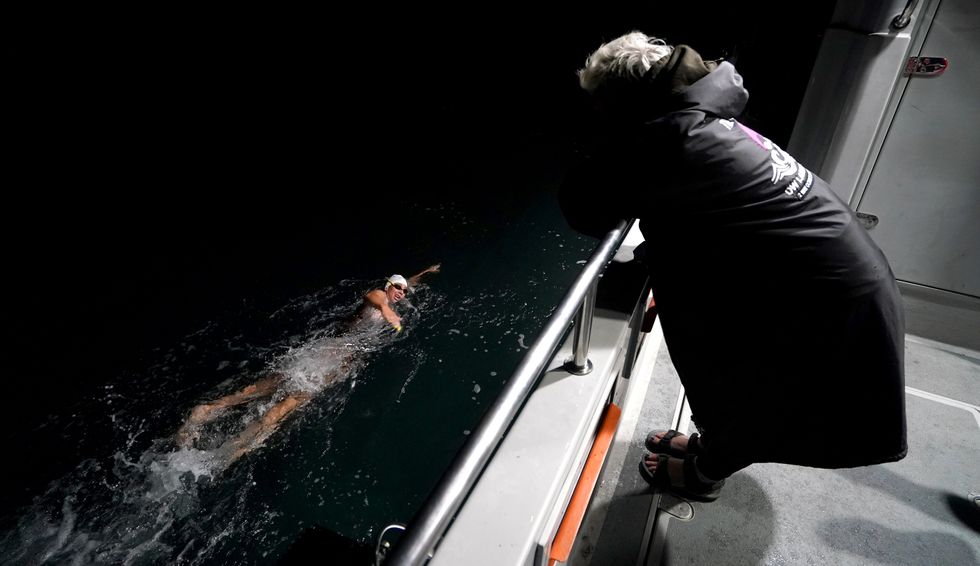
[175,403,224,447]
[175,425,200,448]
[640,452,725,502]
[651,431,692,453]
[646,429,703,456]
[643,453,686,486]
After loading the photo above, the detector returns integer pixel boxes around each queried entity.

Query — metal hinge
[906,57,949,77]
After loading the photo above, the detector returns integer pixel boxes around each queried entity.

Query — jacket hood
[677,61,748,119]
[591,44,748,125]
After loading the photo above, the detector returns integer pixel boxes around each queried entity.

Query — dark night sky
[4,3,838,375]
[2,2,836,506]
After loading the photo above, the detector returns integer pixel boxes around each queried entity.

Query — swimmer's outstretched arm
[407,263,441,287]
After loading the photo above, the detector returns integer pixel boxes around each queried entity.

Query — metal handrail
[385,218,633,566]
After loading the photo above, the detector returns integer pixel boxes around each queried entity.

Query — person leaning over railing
[559,31,906,502]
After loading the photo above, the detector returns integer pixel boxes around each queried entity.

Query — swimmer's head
[385,274,409,302]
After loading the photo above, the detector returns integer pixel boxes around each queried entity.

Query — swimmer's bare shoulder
[364,288,401,330]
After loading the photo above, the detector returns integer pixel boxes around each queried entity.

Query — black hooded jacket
[560,54,906,468]
[563,59,893,302]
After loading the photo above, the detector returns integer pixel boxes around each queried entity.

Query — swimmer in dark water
[175,264,441,463]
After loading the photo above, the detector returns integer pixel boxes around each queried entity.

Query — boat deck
[567,327,980,566]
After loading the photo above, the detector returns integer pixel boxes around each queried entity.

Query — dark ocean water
[2,187,595,564]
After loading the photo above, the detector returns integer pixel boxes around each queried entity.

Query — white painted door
[857,0,980,297]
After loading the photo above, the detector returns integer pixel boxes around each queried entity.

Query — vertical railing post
[620,280,651,380]
[568,280,598,375]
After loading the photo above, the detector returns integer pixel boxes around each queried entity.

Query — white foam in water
[147,448,220,498]
[0,446,212,565]
[40,499,76,563]
[277,337,355,394]
[1,279,447,564]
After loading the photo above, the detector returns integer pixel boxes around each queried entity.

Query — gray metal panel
[788,29,912,202]
[857,0,980,297]
[788,1,940,204]
[900,282,980,352]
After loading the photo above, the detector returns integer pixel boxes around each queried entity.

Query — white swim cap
[386,274,408,289]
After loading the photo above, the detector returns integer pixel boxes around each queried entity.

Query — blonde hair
[578,32,673,93]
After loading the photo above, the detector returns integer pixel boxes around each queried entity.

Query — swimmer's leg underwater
[176,374,281,447]
[218,353,359,463]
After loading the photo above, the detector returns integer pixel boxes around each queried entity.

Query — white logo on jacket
[731,120,814,200]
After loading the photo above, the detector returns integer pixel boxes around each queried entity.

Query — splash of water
[1,279,443,565]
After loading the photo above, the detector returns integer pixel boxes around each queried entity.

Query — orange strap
[549,403,622,565]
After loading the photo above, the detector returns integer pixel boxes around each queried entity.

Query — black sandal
[644,430,702,458]
[638,454,724,503]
